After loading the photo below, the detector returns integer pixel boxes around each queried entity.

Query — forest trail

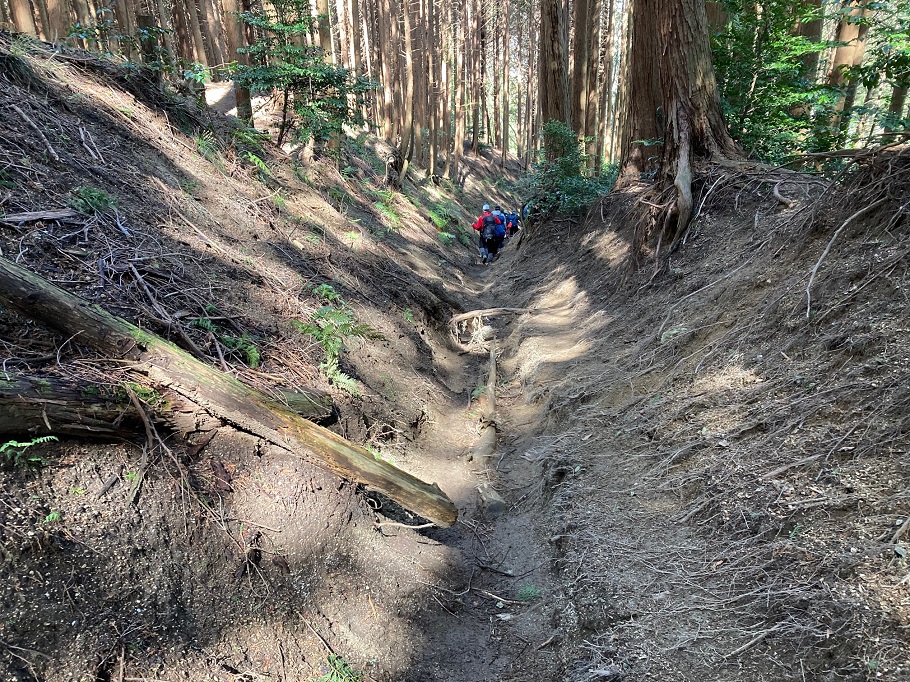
[1,34,909,682]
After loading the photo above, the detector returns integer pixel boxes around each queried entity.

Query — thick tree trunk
[539,0,570,156]
[571,0,592,135]
[398,0,416,180]
[500,0,509,168]
[885,84,908,134]
[185,0,210,65]
[43,0,70,43]
[0,257,458,527]
[796,0,822,79]
[0,374,332,441]
[222,0,253,121]
[620,0,737,238]
[469,0,480,154]
[9,0,38,36]
[618,0,662,182]
[452,0,466,179]
[657,0,737,233]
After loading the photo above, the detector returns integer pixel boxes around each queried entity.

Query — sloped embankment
[494,155,910,680]
[0,34,528,681]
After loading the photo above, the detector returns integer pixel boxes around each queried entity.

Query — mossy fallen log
[0,256,457,526]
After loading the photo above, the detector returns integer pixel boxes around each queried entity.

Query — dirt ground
[1,34,909,682]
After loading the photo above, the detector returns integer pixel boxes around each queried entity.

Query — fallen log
[0,256,457,526]
[0,374,221,440]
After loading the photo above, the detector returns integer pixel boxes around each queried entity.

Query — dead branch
[805,198,886,318]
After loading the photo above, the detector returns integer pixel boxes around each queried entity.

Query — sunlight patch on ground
[691,363,766,393]
[581,228,632,267]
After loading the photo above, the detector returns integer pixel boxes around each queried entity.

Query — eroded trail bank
[476,173,910,681]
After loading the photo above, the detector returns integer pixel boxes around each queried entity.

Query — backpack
[481,214,498,240]
[506,212,519,228]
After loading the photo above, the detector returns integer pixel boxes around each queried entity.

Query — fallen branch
[0,208,80,224]
[11,104,61,163]
[0,256,457,526]
[450,307,533,327]
[772,181,797,208]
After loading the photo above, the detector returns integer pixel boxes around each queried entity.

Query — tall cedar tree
[622,0,738,236]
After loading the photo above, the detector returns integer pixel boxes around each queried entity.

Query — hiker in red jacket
[472,204,502,264]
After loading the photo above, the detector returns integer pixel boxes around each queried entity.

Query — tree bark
[452,0,466,179]
[9,0,38,36]
[222,0,253,121]
[617,0,661,182]
[0,257,458,527]
[539,0,570,156]
[500,0,510,168]
[827,2,869,139]
[620,0,737,238]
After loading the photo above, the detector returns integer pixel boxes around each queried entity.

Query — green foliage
[68,16,175,73]
[438,231,455,246]
[372,201,400,226]
[428,201,458,230]
[403,308,414,323]
[712,0,845,161]
[195,130,223,165]
[191,316,262,368]
[293,303,382,395]
[315,654,363,682]
[0,435,57,469]
[520,120,613,217]
[235,0,375,144]
[516,582,542,602]
[69,186,116,215]
[312,283,343,303]
[245,151,273,177]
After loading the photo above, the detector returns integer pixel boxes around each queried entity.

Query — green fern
[1,435,58,468]
[245,151,273,177]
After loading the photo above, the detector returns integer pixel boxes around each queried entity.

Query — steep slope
[486,158,910,681]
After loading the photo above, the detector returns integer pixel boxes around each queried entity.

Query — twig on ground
[805,198,886,318]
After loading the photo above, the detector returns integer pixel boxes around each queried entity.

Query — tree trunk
[0,257,458,527]
[43,0,70,43]
[222,0,253,121]
[427,0,438,175]
[657,0,737,234]
[113,0,136,58]
[452,0,466,179]
[398,0,416,181]
[620,0,737,238]
[500,0,510,168]
[197,0,226,73]
[186,0,210,65]
[796,0,822,79]
[617,0,661,182]
[8,0,38,36]
[827,1,869,137]
[539,0,570,156]
[570,0,592,135]
[885,84,908,134]
[469,0,480,154]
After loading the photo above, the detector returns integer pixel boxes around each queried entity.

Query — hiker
[492,205,506,226]
[472,204,502,264]
[505,209,521,238]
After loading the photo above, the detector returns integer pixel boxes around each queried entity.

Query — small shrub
[316,654,363,682]
[69,186,116,215]
[516,582,542,602]
[438,232,455,246]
